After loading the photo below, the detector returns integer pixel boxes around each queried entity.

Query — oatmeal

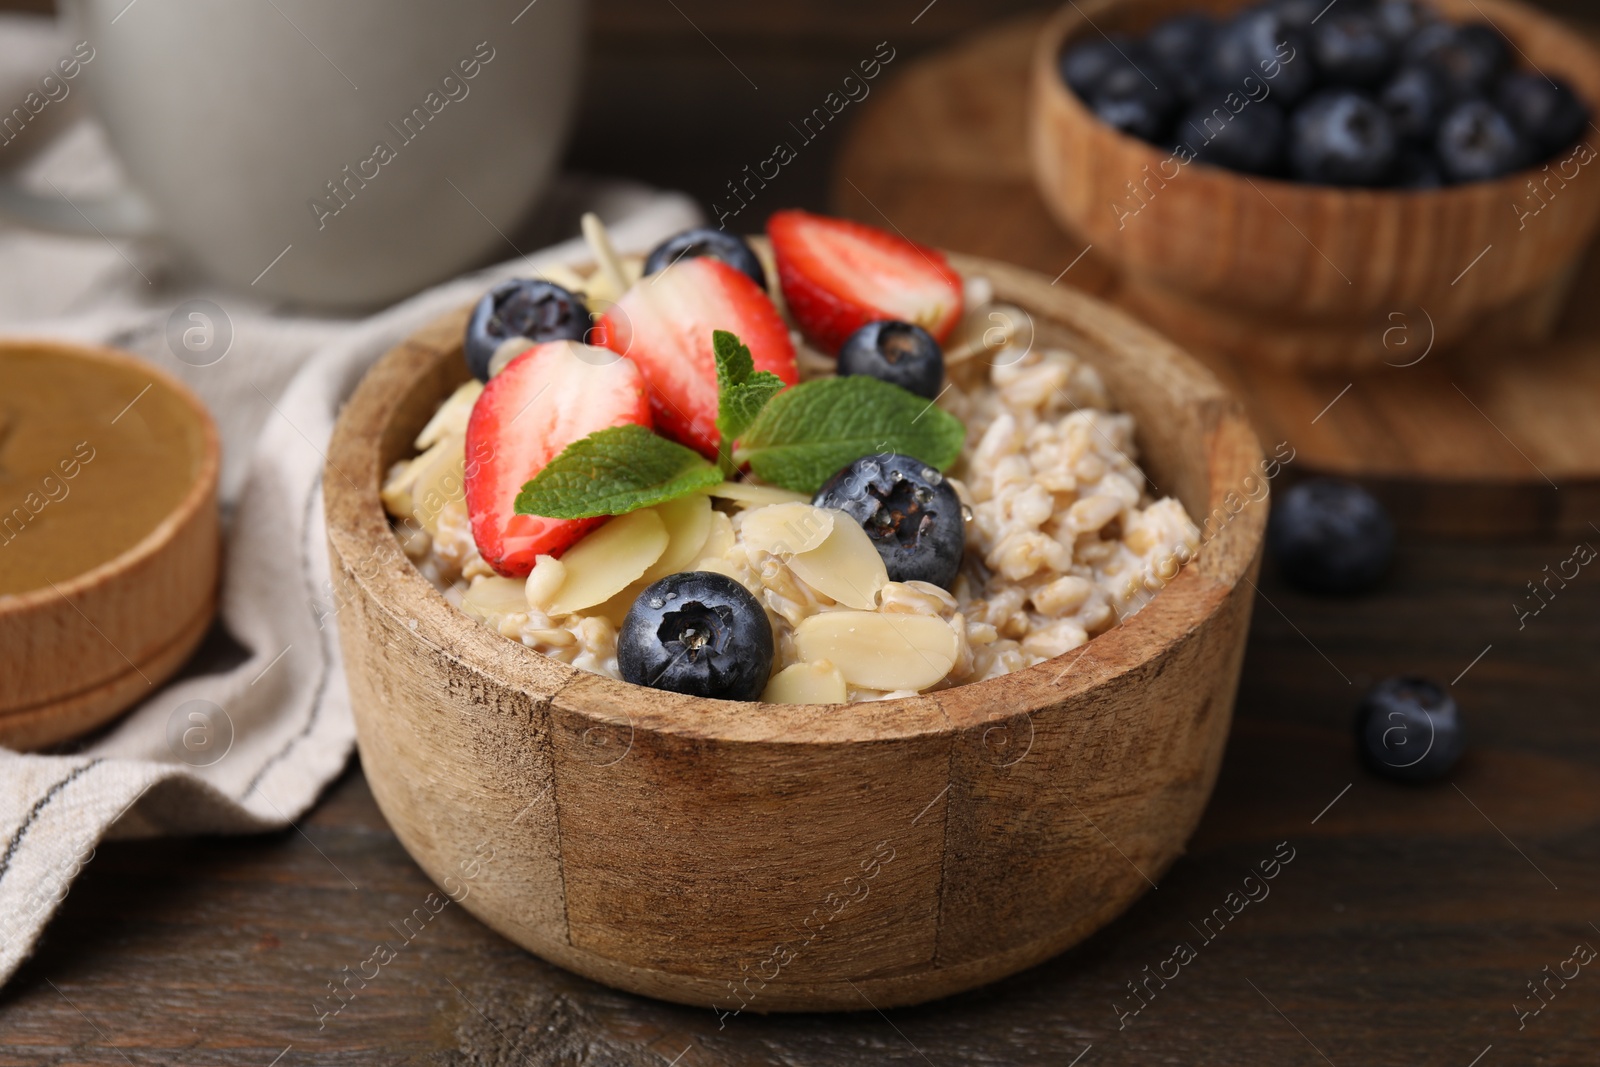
[382,269,1201,702]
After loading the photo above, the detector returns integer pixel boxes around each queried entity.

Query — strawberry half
[464,340,652,576]
[596,256,797,460]
[766,210,964,354]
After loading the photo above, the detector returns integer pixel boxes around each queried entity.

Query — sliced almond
[462,576,529,622]
[793,612,959,692]
[415,380,483,448]
[689,509,737,569]
[788,516,888,610]
[524,555,567,611]
[546,509,668,616]
[488,336,536,378]
[591,576,651,628]
[944,302,1033,365]
[380,458,418,517]
[409,440,467,537]
[641,492,714,583]
[707,481,810,508]
[741,503,834,557]
[580,211,630,301]
[761,660,848,705]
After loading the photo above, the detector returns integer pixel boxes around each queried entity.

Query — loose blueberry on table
[1058,0,1591,187]
[1356,676,1465,783]
[1268,477,1395,595]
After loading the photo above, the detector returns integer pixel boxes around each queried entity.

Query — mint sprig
[733,376,965,493]
[514,424,722,519]
[512,331,966,519]
[713,329,785,475]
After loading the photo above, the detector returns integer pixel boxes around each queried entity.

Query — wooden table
[4,1,1599,1063]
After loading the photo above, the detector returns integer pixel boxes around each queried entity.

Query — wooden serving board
[832,14,1600,538]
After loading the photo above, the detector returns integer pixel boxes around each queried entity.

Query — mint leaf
[713,329,754,391]
[733,377,965,493]
[714,329,785,476]
[514,424,722,519]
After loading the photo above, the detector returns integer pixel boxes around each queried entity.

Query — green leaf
[514,424,723,519]
[733,377,966,494]
[714,329,786,476]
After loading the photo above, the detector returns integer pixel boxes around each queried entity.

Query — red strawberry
[766,210,964,354]
[596,257,797,460]
[464,340,652,577]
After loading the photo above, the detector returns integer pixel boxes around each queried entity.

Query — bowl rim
[0,337,220,616]
[323,249,1266,747]
[1032,0,1600,203]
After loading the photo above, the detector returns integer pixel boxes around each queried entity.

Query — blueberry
[1379,65,1449,144]
[1393,148,1445,188]
[1147,13,1216,102]
[1405,21,1510,99]
[1178,97,1288,175]
[618,571,774,701]
[1060,33,1135,98]
[1373,0,1435,43]
[1290,89,1400,186]
[836,320,944,400]
[1268,477,1394,594]
[1312,11,1399,88]
[1265,0,1324,33]
[1208,10,1314,106]
[1497,72,1590,159]
[1356,677,1465,783]
[813,453,965,590]
[643,227,767,291]
[1091,58,1182,143]
[464,279,591,381]
[1436,100,1529,182]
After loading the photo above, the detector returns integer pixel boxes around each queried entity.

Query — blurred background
[2,0,1598,1063]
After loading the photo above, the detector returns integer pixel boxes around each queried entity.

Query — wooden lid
[0,340,220,750]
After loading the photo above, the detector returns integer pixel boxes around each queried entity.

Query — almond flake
[787,515,888,610]
[415,380,483,448]
[707,481,811,508]
[689,509,737,569]
[792,612,958,691]
[641,492,713,583]
[405,439,467,536]
[580,212,634,302]
[524,555,567,611]
[761,660,847,705]
[488,337,535,378]
[546,508,668,616]
[741,503,834,556]
[462,576,529,622]
[944,302,1033,365]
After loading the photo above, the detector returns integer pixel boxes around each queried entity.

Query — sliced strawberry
[766,210,965,354]
[596,256,797,460]
[464,340,652,577]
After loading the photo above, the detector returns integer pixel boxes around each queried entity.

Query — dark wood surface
[4,1,1599,1064]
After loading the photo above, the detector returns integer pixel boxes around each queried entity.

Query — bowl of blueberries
[1030,0,1600,369]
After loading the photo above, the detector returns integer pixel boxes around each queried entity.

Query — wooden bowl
[1029,0,1600,370]
[0,340,220,750]
[323,253,1266,1011]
